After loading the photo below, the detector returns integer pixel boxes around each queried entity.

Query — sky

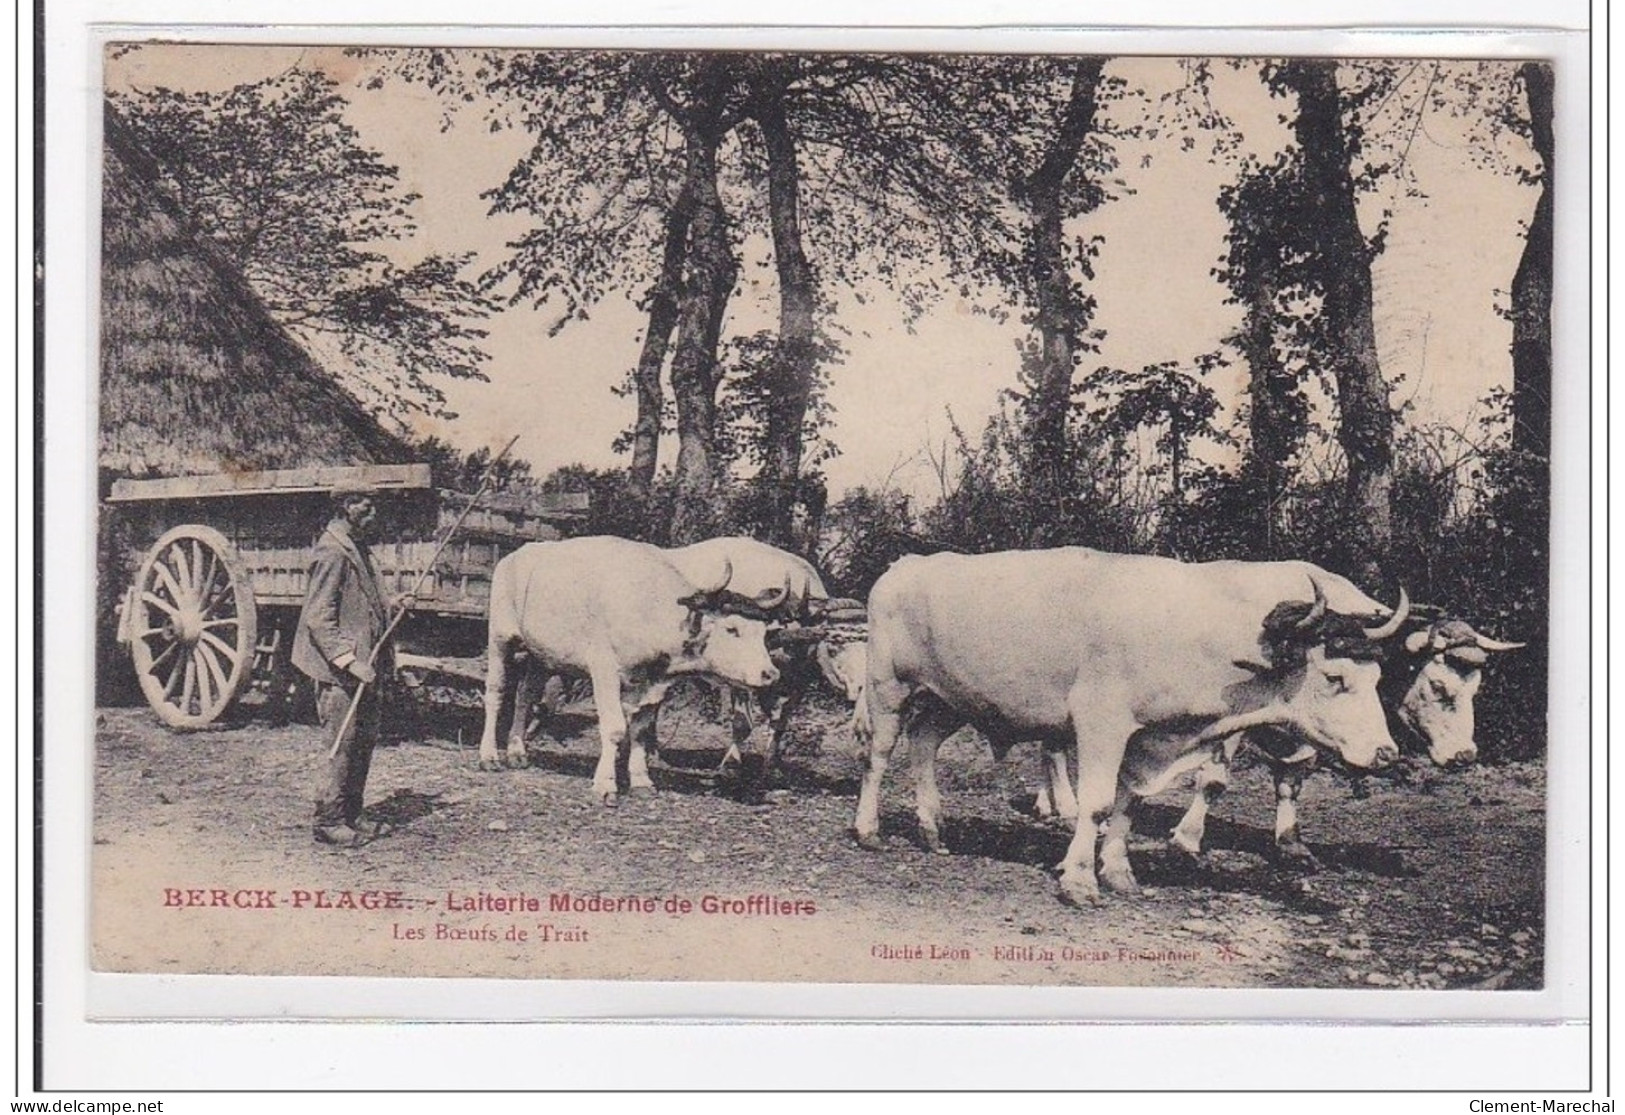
[103,44,1540,502]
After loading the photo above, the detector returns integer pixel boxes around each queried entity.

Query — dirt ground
[91,683,1546,992]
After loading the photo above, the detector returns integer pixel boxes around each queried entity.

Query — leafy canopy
[111,66,496,423]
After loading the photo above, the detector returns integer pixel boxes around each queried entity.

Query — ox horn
[1293,576,1328,632]
[1474,632,1527,652]
[699,557,734,598]
[1362,586,1410,640]
[755,572,793,611]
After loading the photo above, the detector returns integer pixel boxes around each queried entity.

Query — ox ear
[1405,629,1431,655]
[684,607,705,639]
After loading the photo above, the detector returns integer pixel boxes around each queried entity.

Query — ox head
[814,635,868,703]
[1258,578,1411,770]
[1390,617,1524,767]
[677,558,780,689]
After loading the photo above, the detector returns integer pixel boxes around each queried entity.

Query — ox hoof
[477,755,504,773]
[627,783,657,798]
[1056,874,1103,908]
[1101,865,1140,896]
[921,833,949,856]
[1167,833,1204,859]
[504,749,530,770]
[594,788,619,807]
[854,831,885,852]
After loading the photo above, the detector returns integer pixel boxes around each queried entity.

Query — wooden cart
[107,463,587,728]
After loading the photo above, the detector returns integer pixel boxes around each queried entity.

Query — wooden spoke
[140,591,181,619]
[162,653,185,698]
[197,640,231,699]
[147,639,180,672]
[169,543,192,600]
[197,639,230,692]
[198,628,241,667]
[149,564,185,605]
[200,584,235,619]
[194,651,216,713]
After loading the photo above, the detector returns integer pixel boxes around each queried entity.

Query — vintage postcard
[88,38,1566,999]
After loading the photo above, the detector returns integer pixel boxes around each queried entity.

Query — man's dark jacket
[292,520,390,686]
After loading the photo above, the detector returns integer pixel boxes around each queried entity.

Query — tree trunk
[754,73,819,548]
[1511,61,1553,462]
[1241,276,1299,555]
[1018,59,1106,544]
[627,181,696,497]
[1281,59,1394,582]
[667,91,738,545]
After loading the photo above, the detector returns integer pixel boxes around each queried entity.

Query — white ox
[1168,613,1524,863]
[478,536,780,803]
[665,537,862,782]
[854,549,1405,906]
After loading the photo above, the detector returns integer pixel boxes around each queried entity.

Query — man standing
[293,480,397,847]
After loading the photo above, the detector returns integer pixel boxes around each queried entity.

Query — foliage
[408,436,536,494]
[539,464,675,546]
[916,403,1146,557]
[816,486,927,598]
[1082,352,1236,501]
[110,70,496,423]
[712,329,842,479]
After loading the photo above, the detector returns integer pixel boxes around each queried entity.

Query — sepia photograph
[89,40,1555,993]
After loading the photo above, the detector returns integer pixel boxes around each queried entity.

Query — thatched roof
[98,109,411,480]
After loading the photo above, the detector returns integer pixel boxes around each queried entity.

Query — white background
[19,0,1605,1098]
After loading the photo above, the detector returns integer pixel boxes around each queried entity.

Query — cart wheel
[128,525,259,729]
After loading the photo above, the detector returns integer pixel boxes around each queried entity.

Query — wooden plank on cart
[438,489,589,542]
[107,463,434,503]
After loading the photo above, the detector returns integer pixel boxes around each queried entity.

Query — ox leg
[586,663,629,805]
[1034,743,1078,822]
[728,689,787,804]
[504,661,535,769]
[477,635,521,772]
[1272,765,1318,869]
[760,656,812,786]
[1169,755,1230,857]
[907,705,966,855]
[1057,699,1136,907]
[763,666,811,783]
[718,685,754,773]
[626,703,660,796]
[1099,782,1141,896]
[854,681,909,851]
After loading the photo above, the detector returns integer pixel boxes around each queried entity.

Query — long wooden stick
[328,436,521,759]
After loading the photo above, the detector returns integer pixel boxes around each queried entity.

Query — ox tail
[850,688,872,746]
